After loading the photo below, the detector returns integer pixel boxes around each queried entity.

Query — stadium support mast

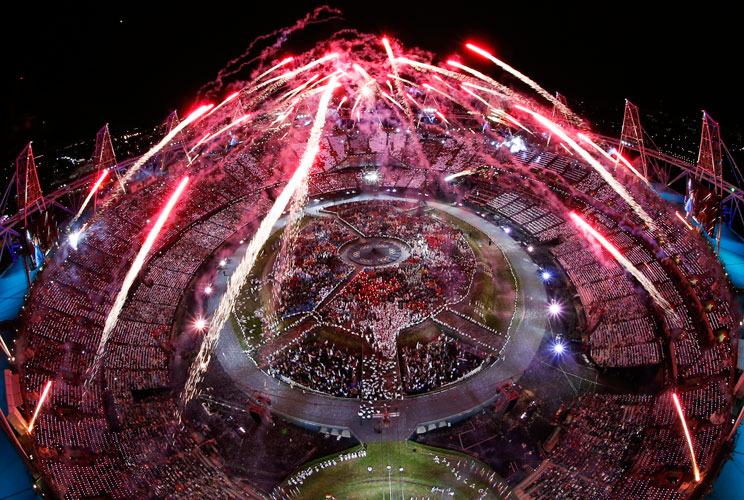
[158,111,191,172]
[618,99,649,179]
[16,143,45,227]
[695,112,723,193]
[696,111,724,254]
[90,124,120,191]
[15,143,45,286]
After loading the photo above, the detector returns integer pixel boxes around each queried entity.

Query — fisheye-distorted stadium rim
[195,193,547,441]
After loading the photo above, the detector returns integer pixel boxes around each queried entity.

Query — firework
[27,380,53,433]
[204,91,240,119]
[255,56,295,82]
[89,177,190,385]
[675,211,694,230]
[387,73,419,88]
[672,393,701,482]
[446,60,517,100]
[71,169,109,225]
[204,114,251,144]
[181,77,337,410]
[189,132,212,154]
[380,90,406,112]
[465,43,576,120]
[105,106,209,207]
[578,133,617,162]
[444,169,475,182]
[0,334,11,359]
[612,150,649,184]
[568,211,671,312]
[515,106,659,235]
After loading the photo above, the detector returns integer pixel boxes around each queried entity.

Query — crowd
[11,120,739,499]
[267,337,361,398]
[322,202,475,355]
[400,335,484,394]
[17,163,268,498]
[273,218,355,317]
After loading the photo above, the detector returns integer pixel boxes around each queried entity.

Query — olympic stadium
[1,22,743,500]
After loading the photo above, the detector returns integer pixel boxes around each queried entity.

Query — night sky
[3,2,741,170]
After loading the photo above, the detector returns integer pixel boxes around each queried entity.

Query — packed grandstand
[1,21,740,500]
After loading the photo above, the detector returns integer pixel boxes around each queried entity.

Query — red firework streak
[28,380,53,433]
[672,393,701,482]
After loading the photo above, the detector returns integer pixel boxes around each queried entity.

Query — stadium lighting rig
[547,299,563,317]
[551,341,566,356]
[194,317,208,332]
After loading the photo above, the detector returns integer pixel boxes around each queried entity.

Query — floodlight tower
[15,143,45,286]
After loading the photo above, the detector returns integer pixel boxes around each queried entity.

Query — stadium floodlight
[552,341,566,355]
[194,317,208,332]
[68,230,82,250]
[547,299,562,317]
[541,271,552,281]
[364,170,379,183]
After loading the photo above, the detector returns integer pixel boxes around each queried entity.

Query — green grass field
[280,442,512,499]
[436,211,519,335]
[231,226,285,351]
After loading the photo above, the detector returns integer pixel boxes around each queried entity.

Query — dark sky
[3,2,741,166]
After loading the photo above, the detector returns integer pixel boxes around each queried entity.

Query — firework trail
[0,334,12,359]
[569,211,671,312]
[612,150,649,183]
[255,56,295,82]
[90,106,209,221]
[446,60,522,102]
[422,83,463,106]
[388,73,419,88]
[672,393,701,482]
[515,105,660,235]
[382,37,413,121]
[181,78,337,410]
[203,91,240,119]
[201,114,251,146]
[71,169,109,227]
[465,43,578,121]
[27,380,53,433]
[87,177,190,386]
[197,6,342,97]
[676,211,694,230]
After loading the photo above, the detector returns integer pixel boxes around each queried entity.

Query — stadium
[1,14,743,500]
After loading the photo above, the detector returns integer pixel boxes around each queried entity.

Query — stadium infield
[278,441,512,499]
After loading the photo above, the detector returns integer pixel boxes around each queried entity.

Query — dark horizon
[3,2,741,169]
